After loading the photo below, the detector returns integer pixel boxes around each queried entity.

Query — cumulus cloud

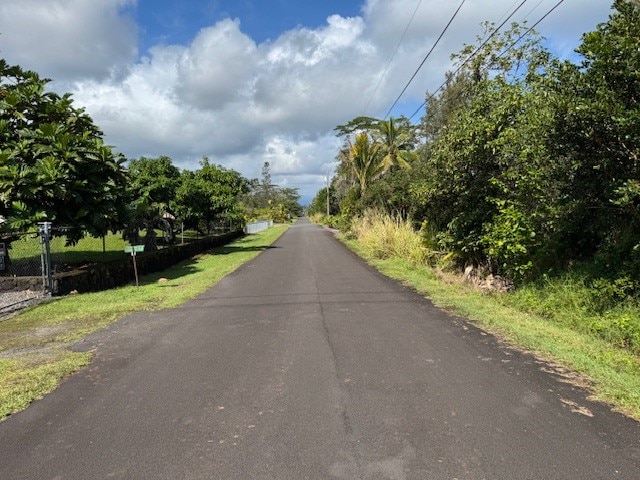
[0,0,137,81]
[176,19,258,109]
[0,0,614,201]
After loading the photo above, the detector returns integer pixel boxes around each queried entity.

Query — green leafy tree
[174,158,248,234]
[347,132,384,196]
[125,156,181,250]
[333,116,416,214]
[240,162,302,221]
[333,116,380,137]
[0,59,127,246]
[376,117,417,172]
[412,23,559,278]
[548,0,640,278]
[277,187,303,218]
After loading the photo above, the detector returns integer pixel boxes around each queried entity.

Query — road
[0,218,638,479]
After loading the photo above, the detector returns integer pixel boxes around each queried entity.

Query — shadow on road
[137,240,280,286]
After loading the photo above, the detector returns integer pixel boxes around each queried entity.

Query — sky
[0,0,615,203]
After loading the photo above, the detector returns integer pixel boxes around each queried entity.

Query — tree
[0,59,128,244]
[239,162,303,221]
[376,117,417,171]
[124,156,181,250]
[411,23,559,278]
[332,116,416,213]
[260,161,275,207]
[174,158,248,234]
[347,132,384,196]
[278,187,303,218]
[333,116,380,138]
[548,0,640,274]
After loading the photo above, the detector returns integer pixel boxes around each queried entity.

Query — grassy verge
[340,233,640,421]
[0,225,288,418]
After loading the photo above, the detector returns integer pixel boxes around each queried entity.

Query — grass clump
[0,225,288,418]
[350,210,426,266]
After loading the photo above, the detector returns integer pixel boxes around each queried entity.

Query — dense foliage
[0,60,128,243]
[313,0,640,297]
[240,162,303,222]
[174,157,249,234]
[124,156,182,250]
[309,117,417,219]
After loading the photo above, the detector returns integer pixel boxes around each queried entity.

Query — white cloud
[0,0,614,202]
[0,0,137,81]
[176,19,258,109]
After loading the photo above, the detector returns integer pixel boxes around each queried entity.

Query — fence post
[38,222,53,293]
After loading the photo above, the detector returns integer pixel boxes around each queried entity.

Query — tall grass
[351,210,427,266]
[507,275,640,356]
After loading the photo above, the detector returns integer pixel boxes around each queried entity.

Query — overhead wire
[363,0,424,116]
[406,0,539,121]
[497,0,566,59]
[521,0,547,23]
[383,0,467,120]
[494,0,529,26]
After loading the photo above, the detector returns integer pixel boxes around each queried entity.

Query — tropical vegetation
[311,1,640,359]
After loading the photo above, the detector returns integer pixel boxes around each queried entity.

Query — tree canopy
[174,158,249,234]
[0,60,127,243]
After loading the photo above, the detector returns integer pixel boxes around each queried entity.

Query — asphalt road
[0,218,639,479]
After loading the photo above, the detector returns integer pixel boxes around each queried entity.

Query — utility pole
[326,174,330,217]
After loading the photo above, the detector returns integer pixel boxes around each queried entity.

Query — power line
[363,0,424,116]
[407,0,537,121]
[495,0,528,26]
[383,0,467,120]
[498,0,566,59]
[521,0,546,24]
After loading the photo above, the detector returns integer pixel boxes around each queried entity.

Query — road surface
[0,218,638,479]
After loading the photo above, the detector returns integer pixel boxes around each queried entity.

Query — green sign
[124,245,145,254]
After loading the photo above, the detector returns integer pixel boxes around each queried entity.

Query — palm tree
[376,118,417,172]
[348,133,384,196]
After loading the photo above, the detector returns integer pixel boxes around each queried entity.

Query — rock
[158,277,169,283]
[464,265,474,280]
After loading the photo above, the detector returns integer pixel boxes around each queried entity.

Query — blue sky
[135,0,364,48]
[0,0,614,203]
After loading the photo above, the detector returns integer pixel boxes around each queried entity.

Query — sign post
[38,222,53,292]
[124,245,145,287]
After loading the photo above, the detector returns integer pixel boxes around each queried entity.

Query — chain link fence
[1,230,44,277]
[1,219,244,294]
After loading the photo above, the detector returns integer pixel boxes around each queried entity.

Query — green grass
[8,231,128,264]
[0,225,288,418]
[341,236,640,420]
[7,228,231,265]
